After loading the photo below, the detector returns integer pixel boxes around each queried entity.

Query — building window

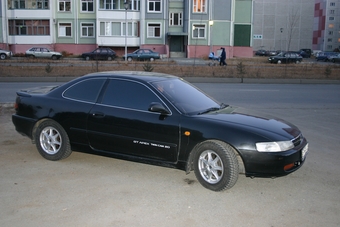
[330,2,335,6]
[192,24,205,38]
[327,45,332,49]
[147,23,161,38]
[59,0,71,12]
[81,0,93,12]
[329,31,333,35]
[100,21,138,36]
[81,23,94,37]
[131,0,140,10]
[8,0,49,9]
[170,12,182,26]
[329,17,335,21]
[330,10,335,14]
[148,0,161,12]
[8,19,50,35]
[328,38,333,42]
[99,0,136,10]
[59,23,72,37]
[193,0,206,13]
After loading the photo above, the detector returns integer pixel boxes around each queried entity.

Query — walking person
[219,47,227,66]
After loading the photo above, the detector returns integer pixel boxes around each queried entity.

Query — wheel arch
[185,139,245,175]
[31,118,51,144]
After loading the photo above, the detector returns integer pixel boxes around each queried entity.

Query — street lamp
[124,1,130,61]
[209,20,214,53]
[280,28,283,51]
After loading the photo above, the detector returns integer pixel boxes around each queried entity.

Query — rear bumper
[12,114,37,139]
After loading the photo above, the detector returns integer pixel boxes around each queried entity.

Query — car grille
[292,134,303,147]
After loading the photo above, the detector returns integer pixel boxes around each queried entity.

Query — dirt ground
[1,98,340,227]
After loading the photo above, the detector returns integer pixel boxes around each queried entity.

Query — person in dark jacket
[219,47,227,66]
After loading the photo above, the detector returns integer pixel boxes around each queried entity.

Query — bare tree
[286,8,300,51]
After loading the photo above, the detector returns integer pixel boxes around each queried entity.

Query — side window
[101,79,160,111]
[63,79,106,103]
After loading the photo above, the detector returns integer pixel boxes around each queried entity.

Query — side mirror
[148,102,170,115]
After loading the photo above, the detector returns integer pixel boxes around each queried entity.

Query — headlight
[256,141,294,152]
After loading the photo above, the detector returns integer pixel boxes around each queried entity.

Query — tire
[277,60,282,64]
[85,56,90,61]
[150,57,155,61]
[35,120,72,161]
[193,140,239,191]
[127,57,133,62]
[51,55,57,60]
[29,55,35,59]
[107,56,113,61]
[296,60,300,64]
[0,54,6,60]
[332,59,335,63]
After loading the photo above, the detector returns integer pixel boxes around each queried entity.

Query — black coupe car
[12,71,308,191]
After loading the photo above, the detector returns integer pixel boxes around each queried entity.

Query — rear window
[63,78,106,103]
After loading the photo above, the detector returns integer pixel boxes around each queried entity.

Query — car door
[91,48,100,60]
[87,78,180,162]
[41,48,51,58]
[99,49,107,60]
[136,49,144,60]
[34,48,43,58]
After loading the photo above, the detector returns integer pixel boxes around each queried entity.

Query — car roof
[78,71,179,83]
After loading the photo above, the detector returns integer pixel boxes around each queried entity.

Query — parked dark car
[268,52,303,64]
[254,49,267,56]
[25,47,62,60]
[316,52,336,61]
[0,48,13,60]
[123,49,160,61]
[81,48,116,61]
[265,50,278,56]
[12,71,308,191]
[327,53,340,63]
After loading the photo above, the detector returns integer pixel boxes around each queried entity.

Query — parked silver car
[0,48,13,60]
[25,47,62,60]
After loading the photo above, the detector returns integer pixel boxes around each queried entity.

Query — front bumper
[241,139,308,178]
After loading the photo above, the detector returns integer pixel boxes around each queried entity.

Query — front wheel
[277,60,282,64]
[0,54,6,60]
[127,57,133,62]
[35,120,72,161]
[193,140,239,191]
[150,57,155,61]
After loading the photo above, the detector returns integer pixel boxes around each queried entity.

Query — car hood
[199,106,301,139]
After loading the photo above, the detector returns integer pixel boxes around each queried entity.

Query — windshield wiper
[198,103,229,115]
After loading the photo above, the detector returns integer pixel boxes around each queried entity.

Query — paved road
[1,83,339,226]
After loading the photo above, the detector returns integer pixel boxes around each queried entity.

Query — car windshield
[151,78,223,114]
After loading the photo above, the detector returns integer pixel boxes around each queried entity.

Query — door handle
[92,112,105,118]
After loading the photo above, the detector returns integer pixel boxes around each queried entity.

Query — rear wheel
[277,60,282,64]
[127,57,133,62]
[35,120,72,161]
[193,140,239,191]
[107,56,113,61]
[0,54,6,60]
[150,57,155,61]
